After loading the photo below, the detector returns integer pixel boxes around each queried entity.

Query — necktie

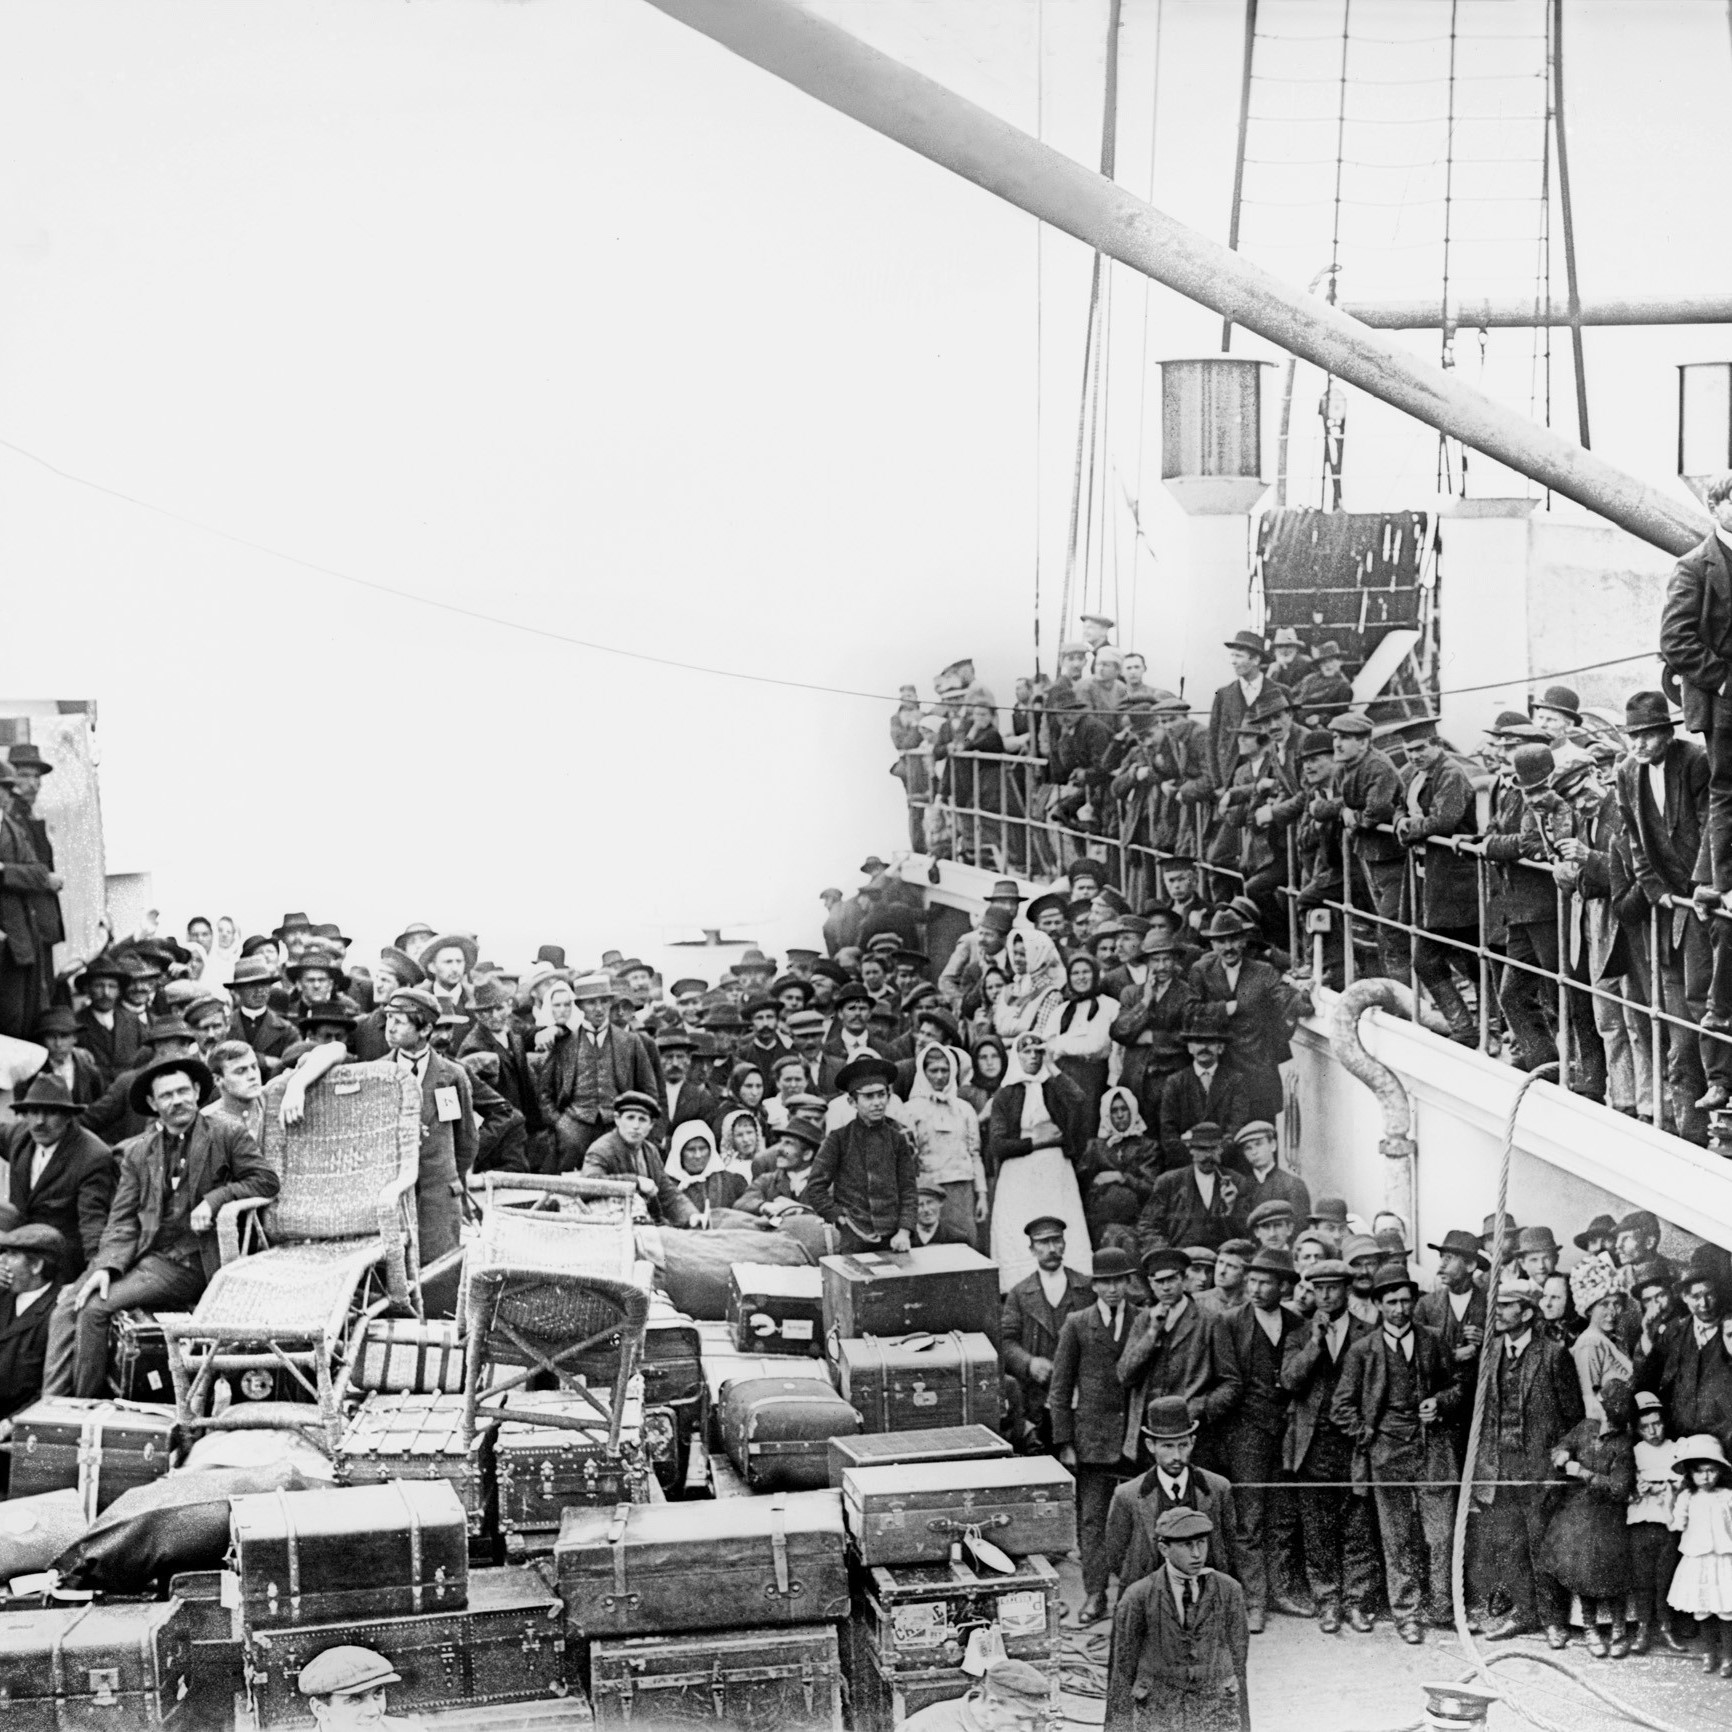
[1181,1579,1195,1625]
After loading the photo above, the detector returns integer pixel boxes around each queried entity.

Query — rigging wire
[1127,0,1165,651]
[1033,0,1045,678]
[1436,0,1461,497]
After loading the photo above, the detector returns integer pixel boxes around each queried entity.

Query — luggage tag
[961,1625,1009,1677]
[434,1086,462,1123]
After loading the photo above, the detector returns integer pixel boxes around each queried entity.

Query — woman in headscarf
[986,1029,1092,1292]
[200,915,241,989]
[900,1045,988,1247]
[668,1121,745,1225]
[763,1051,810,1133]
[992,930,1066,1042]
[1076,1084,1159,1245]
[717,1106,770,1181]
[1042,952,1119,1121]
[713,1062,769,1144]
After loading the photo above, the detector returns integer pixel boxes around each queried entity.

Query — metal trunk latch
[87,1669,120,1706]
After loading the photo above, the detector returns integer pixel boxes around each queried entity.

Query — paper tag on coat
[434,1086,461,1122]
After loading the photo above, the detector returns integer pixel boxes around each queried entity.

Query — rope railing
[902,747,1728,1133]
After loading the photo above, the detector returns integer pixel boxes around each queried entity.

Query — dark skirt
[1538,1489,1631,1598]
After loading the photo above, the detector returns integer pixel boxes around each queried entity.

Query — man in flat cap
[1330,1263,1464,1641]
[1472,1273,1585,1643]
[581,1090,698,1228]
[3,1073,113,1283]
[1049,1246,1144,1624]
[0,1222,68,1425]
[1001,1215,1094,1454]
[46,1051,277,1396]
[298,1644,423,1730]
[1279,1257,1378,1633]
[1231,1121,1309,1222]
[1106,1506,1250,1732]
[1246,1199,1296,1254]
[899,1655,1051,1732]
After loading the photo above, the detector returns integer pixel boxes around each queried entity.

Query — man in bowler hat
[1106,1506,1250,1732]
[1104,1395,1238,1592]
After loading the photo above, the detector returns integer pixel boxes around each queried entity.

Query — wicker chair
[157,1062,422,1451]
[460,1173,652,1450]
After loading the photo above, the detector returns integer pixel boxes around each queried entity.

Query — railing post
[1556,888,1572,1094]
[1286,827,1301,967]
[1406,845,1420,986]
[1475,851,1491,1054]
[1341,827,1357,989]
[1650,901,1666,1128]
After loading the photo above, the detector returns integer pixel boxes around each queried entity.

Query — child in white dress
[1667,1434,1732,1676]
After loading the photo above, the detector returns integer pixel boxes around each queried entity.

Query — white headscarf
[1097,1084,1148,1144]
[717,1109,762,1177]
[1004,1035,1059,1142]
[995,931,1066,1038]
[910,1043,964,1105]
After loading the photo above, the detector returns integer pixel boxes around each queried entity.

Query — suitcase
[826,1424,1013,1489]
[832,1332,1003,1434]
[718,1377,863,1493]
[106,1309,173,1404]
[242,1564,569,1728]
[854,1553,1061,1671]
[819,1246,1001,1350]
[230,1479,470,1629]
[840,1457,1077,1566]
[556,1489,849,1638]
[0,1600,194,1732]
[727,1263,825,1357]
[6,1397,179,1515]
[493,1389,652,1544]
[701,1344,835,1449]
[335,1392,495,1537]
[589,1624,842,1732]
[353,1317,466,1393]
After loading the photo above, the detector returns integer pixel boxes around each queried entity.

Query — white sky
[0,0,1728,973]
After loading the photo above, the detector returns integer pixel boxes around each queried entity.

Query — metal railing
[905,745,1726,1132]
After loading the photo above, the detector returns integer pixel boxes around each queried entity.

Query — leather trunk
[565,1308,703,1498]
[167,1569,243,1722]
[353,1318,466,1394]
[831,1332,1003,1434]
[493,1388,652,1543]
[105,1309,173,1405]
[335,1391,495,1536]
[825,1424,1012,1489]
[589,1623,842,1732]
[0,1600,194,1732]
[230,1480,469,1629]
[727,1264,824,1357]
[7,1397,179,1515]
[842,1611,1055,1732]
[555,1488,848,1638]
[819,1247,1001,1350]
[840,1457,1078,1566]
[717,1376,863,1493]
[242,1564,570,1728]
[854,1552,1061,1671]
[700,1344,835,1451]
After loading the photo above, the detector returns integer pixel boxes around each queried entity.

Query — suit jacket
[1660,529,1732,735]
[1201,1302,1305,1438]
[18,1050,105,1109]
[74,1007,145,1085]
[229,1006,300,1073]
[1400,754,1480,929]
[1048,1301,1143,1465]
[458,1023,545,1134]
[1414,1283,1487,1361]
[1634,1318,1732,1439]
[0,1284,60,1421]
[1105,1565,1250,1732]
[1240,1163,1310,1223]
[1117,1296,1215,1455]
[1137,1166,1249,1258]
[660,1077,722,1140]
[1473,1331,1586,1501]
[3,1120,115,1277]
[12,804,63,951]
[96,1115,279,1284]
[1155,1068,1250,1171]
[0,806,55,973]
[581,1129,698,1228]
[1616,738,1710,906]
[1279,1311,1375,1473]
[1001,1266,1095,1384]
[1207,678,1268,788]
[1104,1464,1239,1588]
[1330,1323,1463,1491]
[1186,955,1293,1071]
[536,1024,661,1125]
[81,1067,154,1147]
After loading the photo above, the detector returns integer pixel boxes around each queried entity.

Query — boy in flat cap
[0,1223,67,1427]
[298,1644,423,1731]
[1106,1506,1250,1732]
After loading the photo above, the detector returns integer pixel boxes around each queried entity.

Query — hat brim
[128,1056,217,1117]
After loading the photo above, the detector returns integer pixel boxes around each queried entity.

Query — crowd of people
[890,554,1732,1150]
[0,842,1728,1680]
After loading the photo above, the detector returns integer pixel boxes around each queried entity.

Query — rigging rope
[1033,0,1045,678]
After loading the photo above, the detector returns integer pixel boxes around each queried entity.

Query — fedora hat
[1141,1396,1199,1439]
[1179,1002,1228,1042]
[1572,1213,1618,1250]
[421,933,478,974]
[227,956,279,990]
[1201,907,1251,941]
[469,979,511,1012]
[376,946,426,988]
[1271,627,1303,648]
[1370,1261,1418,1297]
[1427,1228,1488,1270]
[6,742,52,776]
[1223,630,1269,660]
[1623,690,1677,734]
[1311,640,1345,661]
[1516,1225,1560,1255]
[299,1002,358,1032]
[780,1115,825,1151]
[31,1006,80,1039]
[1531,684,1582,724]
[1248,1246,1297,1281]
[74,952,135,990]
[988,879,1025,903]
[272,912,315,940]
[128,1055,216,1117]
[14,1074,82,1115]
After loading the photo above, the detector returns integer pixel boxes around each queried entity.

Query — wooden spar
[639,0,1711,558]
[1341,295,1732,331]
